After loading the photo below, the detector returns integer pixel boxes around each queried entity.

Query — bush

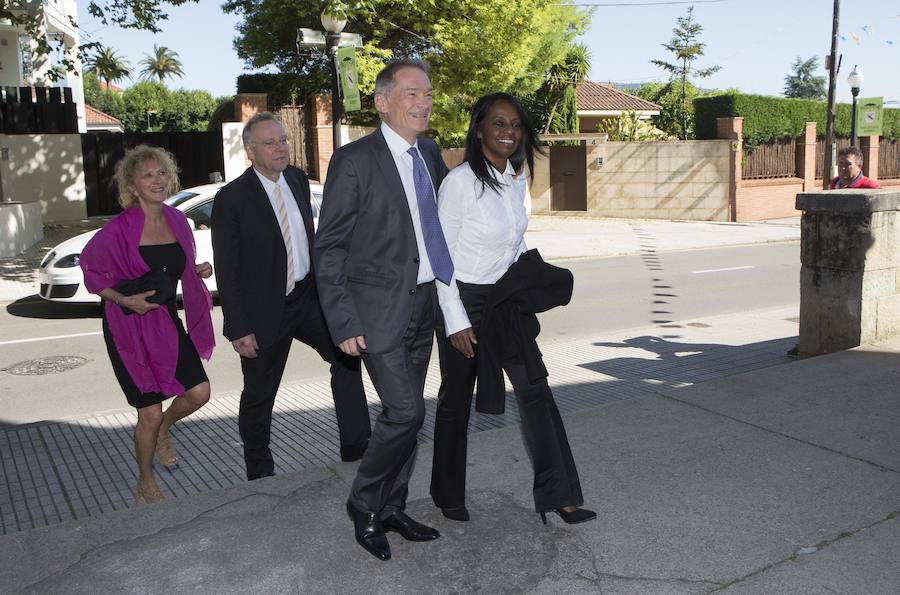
[694,92,900,145]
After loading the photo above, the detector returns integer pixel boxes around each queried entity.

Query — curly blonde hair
[115,145,181,209]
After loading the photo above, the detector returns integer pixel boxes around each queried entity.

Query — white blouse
[437,160,529,335]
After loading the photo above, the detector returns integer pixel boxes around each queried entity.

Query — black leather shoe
[346,501,391,560]
[247,471,275,481]
[340,442,368,462]
[441,506,470,522]
[383,511,440,541]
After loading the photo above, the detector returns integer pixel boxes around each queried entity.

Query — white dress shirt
[380,122,436,285]
[254,169,310,283]
[437,160,529,335]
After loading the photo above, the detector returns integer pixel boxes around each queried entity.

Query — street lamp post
[321,11,346,152]
[848,65,864,147]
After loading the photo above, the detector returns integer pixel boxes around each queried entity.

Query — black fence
[82,131,225,216]
[1,86,78,134]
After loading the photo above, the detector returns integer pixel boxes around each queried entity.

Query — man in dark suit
[315,60,450,560]
[211,112,371,481]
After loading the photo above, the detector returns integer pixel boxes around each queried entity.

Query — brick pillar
[796,122,817,191]
[311,94,335,183]
[717,117,743,222]
[234,93,267,122]
[861,136,879,182]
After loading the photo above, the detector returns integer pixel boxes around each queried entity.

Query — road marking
[692,265,754,274]
[0,331,102,346]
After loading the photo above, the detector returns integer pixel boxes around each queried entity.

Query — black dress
[102,242,209,409]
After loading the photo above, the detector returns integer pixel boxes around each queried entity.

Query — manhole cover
[2,356,88,375]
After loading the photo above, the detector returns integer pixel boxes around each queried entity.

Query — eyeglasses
[253,136,290,147]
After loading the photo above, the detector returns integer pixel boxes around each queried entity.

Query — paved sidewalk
[2,312,899,593]
[0,307,798,535]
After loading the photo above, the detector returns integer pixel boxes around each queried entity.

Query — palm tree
[86,47,132,89]
[139,45,185,83]
[541,44,591,134]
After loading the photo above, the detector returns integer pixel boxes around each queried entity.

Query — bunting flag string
[840,18,898,46]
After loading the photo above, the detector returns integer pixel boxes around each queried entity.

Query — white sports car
[38,182,323,303]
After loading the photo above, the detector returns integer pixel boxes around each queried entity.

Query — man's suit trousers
[238,275,370,479]
[349,281,437,516]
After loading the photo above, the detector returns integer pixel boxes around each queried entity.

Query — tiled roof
[85,104,122,125]
[98,80,123,92]
[576,80,661,112]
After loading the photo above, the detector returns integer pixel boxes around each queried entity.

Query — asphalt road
[0,242,800,425]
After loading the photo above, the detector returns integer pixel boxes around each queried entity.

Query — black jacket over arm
[474,249,574,414]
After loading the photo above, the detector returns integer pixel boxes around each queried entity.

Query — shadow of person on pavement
[582,335,797,389]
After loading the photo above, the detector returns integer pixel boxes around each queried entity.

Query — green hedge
[694,93,900,146]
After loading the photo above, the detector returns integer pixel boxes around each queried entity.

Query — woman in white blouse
[431,93,595,525]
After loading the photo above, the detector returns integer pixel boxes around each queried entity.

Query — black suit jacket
[211,165,316,350]
[314,128,448,353]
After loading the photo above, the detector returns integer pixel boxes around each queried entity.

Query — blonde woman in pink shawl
[80,145,215,505]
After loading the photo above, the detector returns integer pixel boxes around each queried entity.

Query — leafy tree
[783,56,826,100]
[650,6,720,139]
[139,45,185,82]
[223,0,590,144]
[634,80,703,139]
[83,70,127,117]
[85,47,132,88]
[85,79,218,132]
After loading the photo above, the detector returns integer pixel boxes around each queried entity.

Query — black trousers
[238,275,371,480]
[431,281,584,512]
[349,282,437,518]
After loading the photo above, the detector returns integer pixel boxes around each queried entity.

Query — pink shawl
[81,205,215,396]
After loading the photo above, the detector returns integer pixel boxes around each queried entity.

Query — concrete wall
[585,140,731,221]
[0,202,43,257]
[797,189,900,357]
[222,122,248,182]
[0,133,86,223]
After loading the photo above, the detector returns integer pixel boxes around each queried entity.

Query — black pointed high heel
[540,507,597,525]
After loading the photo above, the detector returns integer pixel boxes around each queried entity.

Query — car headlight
[40,251,56,268]
[54,254,81,268]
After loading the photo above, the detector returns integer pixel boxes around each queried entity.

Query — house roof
[575,80,661,113]
[85,104,122,126]
[98,80,124,93]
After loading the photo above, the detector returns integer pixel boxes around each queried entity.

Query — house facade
[0,0,86,132]
[575,80,660,134]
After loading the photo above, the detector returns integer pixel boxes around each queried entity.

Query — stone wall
[797,189,900,356]
[584,140,731,221]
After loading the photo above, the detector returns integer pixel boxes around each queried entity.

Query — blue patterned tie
[407,146,454,285]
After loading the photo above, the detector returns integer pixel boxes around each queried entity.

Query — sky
[76,0,900,105]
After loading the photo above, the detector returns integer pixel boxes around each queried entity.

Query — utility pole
[823,0,840,189]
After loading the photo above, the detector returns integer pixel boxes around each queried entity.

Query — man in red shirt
[830,145,881,189]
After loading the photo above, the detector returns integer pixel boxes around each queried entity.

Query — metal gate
[274,104,312,177]
[549,144,587,211]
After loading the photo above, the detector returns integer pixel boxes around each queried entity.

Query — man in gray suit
[315,59,450,561]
